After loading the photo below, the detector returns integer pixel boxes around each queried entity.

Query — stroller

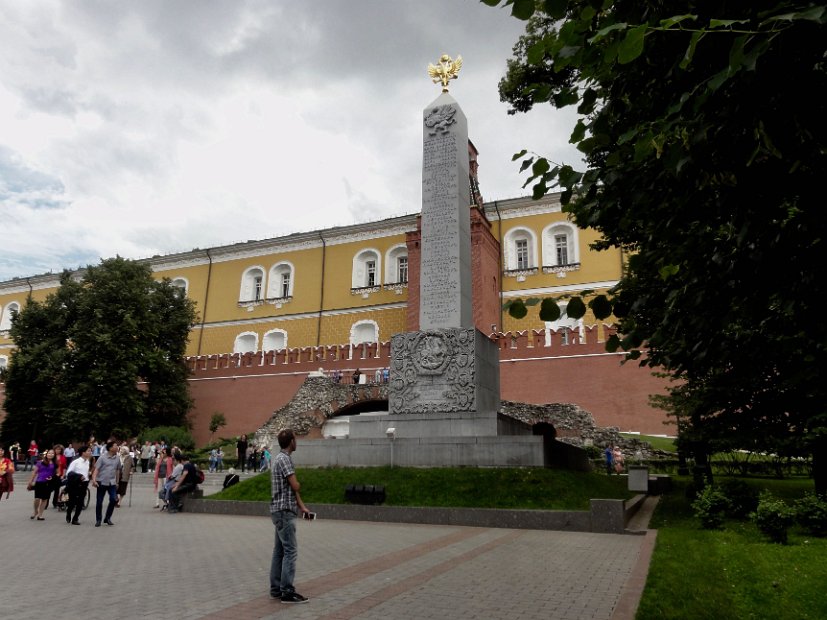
[56,477,91,511]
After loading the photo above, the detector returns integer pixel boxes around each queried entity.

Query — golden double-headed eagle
[428,54,463,92]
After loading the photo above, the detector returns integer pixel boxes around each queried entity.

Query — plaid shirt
[270,450,297,514]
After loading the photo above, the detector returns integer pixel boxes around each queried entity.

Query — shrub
[794,492,827,537]
[751,491,795,544]
[719,478,759,519]
[691,485,731,529]
[140,426,195,451]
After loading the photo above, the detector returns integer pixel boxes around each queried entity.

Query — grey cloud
[21,87,79,116]
[0,145,68,210]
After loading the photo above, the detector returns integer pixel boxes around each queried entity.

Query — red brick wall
[406,206,501,335]
[500,354,671,435]
[187,373,306,446]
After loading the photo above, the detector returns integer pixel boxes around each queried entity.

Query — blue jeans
[95,484,117,523]
[270,510,298,596]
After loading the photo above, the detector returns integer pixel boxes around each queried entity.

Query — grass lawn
[209,466,632,510]
[620,433,677,453]
[637,477,827,620]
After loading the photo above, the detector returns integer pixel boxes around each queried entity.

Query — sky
[0,0,581,283]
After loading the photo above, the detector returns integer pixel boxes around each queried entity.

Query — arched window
[262,329,287,352]
[543,302,584,346]
[239,266,266,302]
[385,245,409,285]
[352,249,381,289]
[267,262,294,300]
[503,227,538,272]
[542,222,580,269]
[0,301,20,331]
[350,320,378,346]
[170,277,188,296]
[233,332,258,354]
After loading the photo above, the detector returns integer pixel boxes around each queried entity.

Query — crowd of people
[2,428,316,605]
[0,436,204,522]
[233,434,273,473]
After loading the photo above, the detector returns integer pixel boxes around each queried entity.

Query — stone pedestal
[388,327,499,417]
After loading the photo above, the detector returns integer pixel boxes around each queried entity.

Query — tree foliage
[486,1,826,492]
[1,257,198,445]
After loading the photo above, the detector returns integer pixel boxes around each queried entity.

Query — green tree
[486,1,826,493]
[1,257,197,445]
[209,412,227,442]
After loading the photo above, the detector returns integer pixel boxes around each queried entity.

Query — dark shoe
[95,522,101,527]
[36,517,45,521]
[270,592,282,600]
[71,520,80,525]
[104,519,114,526]
[281,592,309,604]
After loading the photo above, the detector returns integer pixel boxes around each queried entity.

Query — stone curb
[184,494,648,533]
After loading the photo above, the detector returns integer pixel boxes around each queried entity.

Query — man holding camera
[269,428,311,604]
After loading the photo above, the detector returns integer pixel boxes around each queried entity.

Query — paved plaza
[3,471,654,620]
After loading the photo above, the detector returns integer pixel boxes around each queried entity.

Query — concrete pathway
[3,471,655,619]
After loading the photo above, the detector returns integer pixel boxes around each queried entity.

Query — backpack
[194,466,205,485]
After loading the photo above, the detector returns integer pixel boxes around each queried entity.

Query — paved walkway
[3,471,655,620]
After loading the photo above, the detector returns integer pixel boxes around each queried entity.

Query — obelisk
[387,55,500,429]
[419,92,472,329]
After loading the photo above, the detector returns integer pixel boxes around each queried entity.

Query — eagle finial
[427,54,463,92]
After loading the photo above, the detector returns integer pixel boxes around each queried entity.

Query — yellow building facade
[0,194,623,367]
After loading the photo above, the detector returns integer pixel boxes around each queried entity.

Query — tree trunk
[813,438,826,498]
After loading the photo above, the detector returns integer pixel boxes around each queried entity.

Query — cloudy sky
[0,1,581,283]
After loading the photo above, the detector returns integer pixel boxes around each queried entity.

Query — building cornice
[501,280,619,298]
[200,302,406,329]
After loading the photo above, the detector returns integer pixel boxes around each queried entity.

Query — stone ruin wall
[252,376,664,461]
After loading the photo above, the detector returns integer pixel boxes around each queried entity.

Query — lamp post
[386,427,396,468]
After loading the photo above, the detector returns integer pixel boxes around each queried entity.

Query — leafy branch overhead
[485,0,827,493]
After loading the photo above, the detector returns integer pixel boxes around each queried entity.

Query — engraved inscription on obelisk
[420,91,472,330]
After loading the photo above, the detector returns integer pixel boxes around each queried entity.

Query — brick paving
[4,471,653,619]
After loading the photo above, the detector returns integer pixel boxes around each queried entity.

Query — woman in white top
[65,445,92,525]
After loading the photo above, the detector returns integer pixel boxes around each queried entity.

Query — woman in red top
[0,446,15,500]
[51,444,68,508]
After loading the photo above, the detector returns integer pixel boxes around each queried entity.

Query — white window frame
[262,329,287,352]
[542,222,580,268]
[0,301,21,331]
[233,331,259,354]
[267,262,294,300]
[239,266,266,302]
[349,319,379,346]
[543,303,584,346]
[384,244,409,285]
[170,277,189,296]
[352,249,381,289]
[503,227,537,272]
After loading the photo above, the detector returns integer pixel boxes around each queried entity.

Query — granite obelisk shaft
[420,92,473,330]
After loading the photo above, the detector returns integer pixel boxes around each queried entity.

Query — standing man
[25,440,38,471]
[91,440,122,527]
[236,434,249,473]
[270,429,310,604]
[140,440,152,473]
[9,441,20,468]
[64,442,76,468]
